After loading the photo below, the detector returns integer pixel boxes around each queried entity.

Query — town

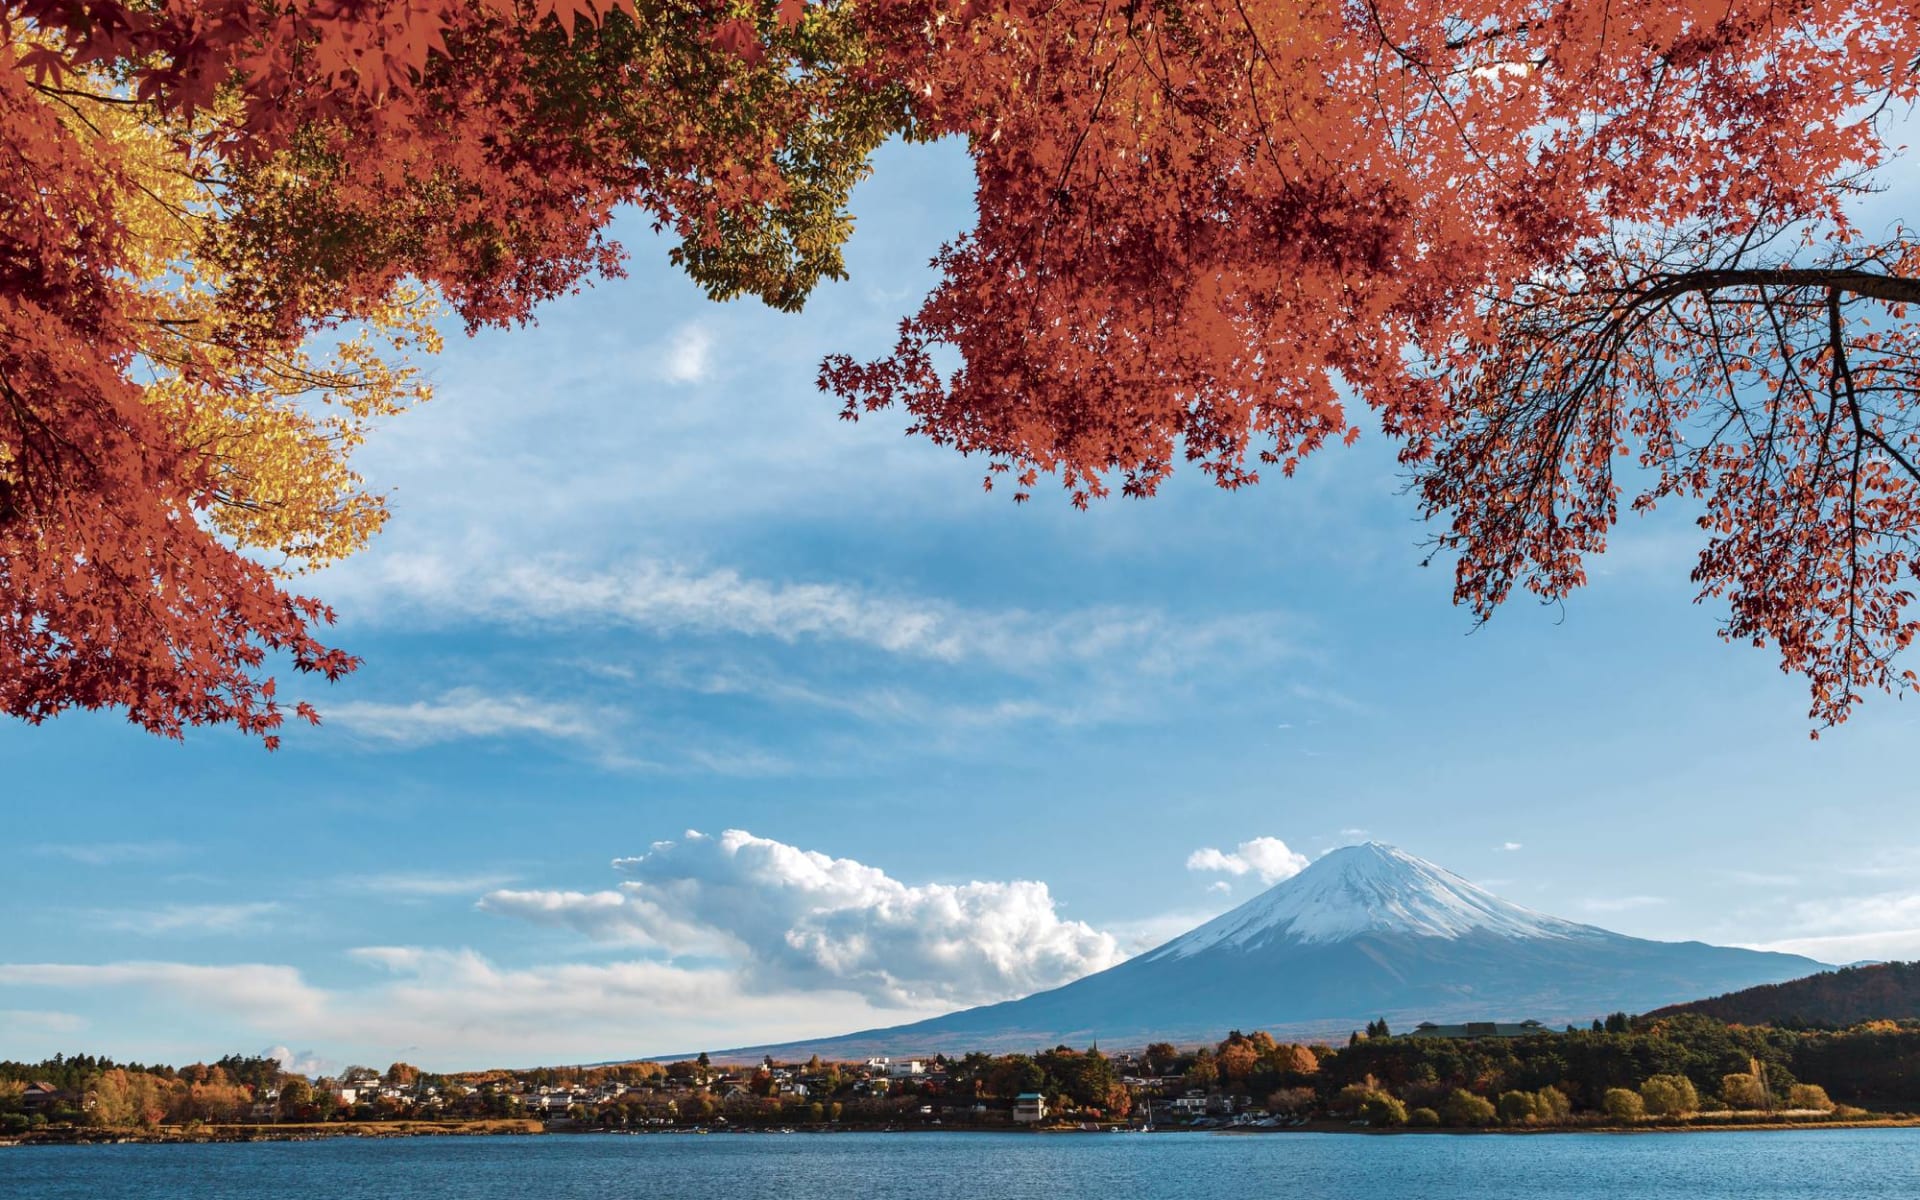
[6,1012,1918,1141]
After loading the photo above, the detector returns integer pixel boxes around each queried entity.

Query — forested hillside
[1648,963,1920,1028]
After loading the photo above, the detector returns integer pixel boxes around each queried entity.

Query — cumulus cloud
[1185,837,1310,885]
[479,829,1126,1006]
[264,1045,334,1078]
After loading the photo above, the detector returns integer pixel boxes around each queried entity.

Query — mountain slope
[1647,960,1920,1026]
[689,843,1827,1060]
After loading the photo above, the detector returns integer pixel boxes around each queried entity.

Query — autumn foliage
[2,0,905,742]
[6,0,1920,738]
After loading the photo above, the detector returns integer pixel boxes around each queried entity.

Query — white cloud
[35,841,188,866]
[0,1009,85,1034]
[1739,888,1920,962]
[96,902,283,936]
[0,962,329,1027]
[479,829,1126,1007]
[660,323,714,385]
[0,952,912,1069]
[325,688,598,748]
[264,1045,334,1078]
[1497,842,1524,852]
[342,871,521,897]
[337,554,1291,678]
[1185,837,1310,885]
[1577,895,1667,914]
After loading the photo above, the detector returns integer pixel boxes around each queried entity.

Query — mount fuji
[703,843,1827,1058]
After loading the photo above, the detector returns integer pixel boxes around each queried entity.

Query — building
[21,1082,60,1112]
[1401,1019,1549,1039]
[887,1060,925,1079]
[1012,1093,1048,1124]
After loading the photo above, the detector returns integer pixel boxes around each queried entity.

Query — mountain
[695,843,1827,1060]
[1646,960,1920,1027]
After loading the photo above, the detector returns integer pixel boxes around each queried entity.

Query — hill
[1647,960,1920,1027]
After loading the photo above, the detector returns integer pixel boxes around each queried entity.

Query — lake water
[3,1128,1916,1198]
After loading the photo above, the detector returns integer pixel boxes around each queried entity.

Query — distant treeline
[10,1014,1920,1134]
[1647,962,1920,1029]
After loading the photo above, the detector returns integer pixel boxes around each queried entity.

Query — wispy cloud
[1577,895,1667,914]
[324,688,598,748]
[94,902,283,936]
[1496,842,1524,852]
[659,323,714,385]
[338,554,1293,678]
[0,1009,85,1034]
[35,841,189,867]
[343,871,521,898]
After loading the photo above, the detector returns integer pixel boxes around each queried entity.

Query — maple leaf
[709,17,765,66]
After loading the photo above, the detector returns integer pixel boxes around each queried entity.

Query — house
[21,1082,60,1112]
[1012,1093,1048,1124]
[887,1060,925,1079]
[1402,1019,1550,1039]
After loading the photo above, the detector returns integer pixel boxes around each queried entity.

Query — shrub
[1533,1086,1572,1123]
[1267,1087,1316,1116]
[1497,1091,1538,1124]
[1639,1074,1699,1117]
[1408,1107,1441,1128]
[1721,1073,1768,1111]
[1359,1094,1407,1127]
[1602,1088,1645,1121]
[1440,1089,1496,1128]
[1787,1084,1834,1113]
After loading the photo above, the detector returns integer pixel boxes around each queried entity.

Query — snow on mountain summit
[1147,842,1594,958]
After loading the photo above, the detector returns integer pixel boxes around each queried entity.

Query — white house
[1013,1093,1048,1124]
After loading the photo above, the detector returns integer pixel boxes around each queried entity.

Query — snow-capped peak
[1148,842,1592,959]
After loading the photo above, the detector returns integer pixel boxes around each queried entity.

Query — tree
[386,1063,421,1087]
[821,0,1920,731]
[19,0,1920,739]
[1787,1083,1835,1113]
[279,1078,314,1121]
[1639,1074,1699,1117]
[1603,1088,1646,1121]
[3,0,910,741]
[87,1069,173,1129]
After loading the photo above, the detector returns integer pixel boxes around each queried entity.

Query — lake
[2,1128,1915,1198]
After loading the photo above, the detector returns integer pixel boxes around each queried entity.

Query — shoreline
[8,1115,1920,1147]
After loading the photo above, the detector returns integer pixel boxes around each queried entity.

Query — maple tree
[8,0,1920,741]
[1,0,909,743]
[821,0,1920,730]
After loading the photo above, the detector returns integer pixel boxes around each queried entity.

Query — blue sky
[5,135,1920,1074]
